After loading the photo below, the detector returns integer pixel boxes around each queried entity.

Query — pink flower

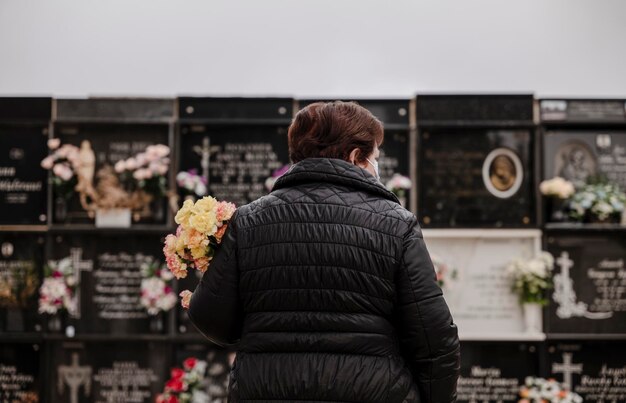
[125,157,138,171]
[165,254,187,279]
[47,138,61,150]
[40,156,55,170]
[53,163,74,181]
[216,202,236,222]
[193,256,210,273]
[114,160,126,173]
[179,290,192,309]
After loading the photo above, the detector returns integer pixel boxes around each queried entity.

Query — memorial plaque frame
[50,98,176,229]
[46,232,174,335]
[544,230,626,337]
[0,97,51,228]
[298,99,415,211]
[539,98,626,227]
[416,94,538,228]
[0,340,43,402]
[423,229,544,341]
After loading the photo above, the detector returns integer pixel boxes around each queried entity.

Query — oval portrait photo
[482,148,524,198]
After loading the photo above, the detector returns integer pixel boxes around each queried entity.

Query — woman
[188,101,460,402]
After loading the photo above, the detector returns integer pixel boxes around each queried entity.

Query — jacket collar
[273,158,399,203]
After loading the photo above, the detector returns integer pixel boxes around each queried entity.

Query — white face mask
[365,157,380,181]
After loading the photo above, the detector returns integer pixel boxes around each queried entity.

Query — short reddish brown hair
[288,101,384,163]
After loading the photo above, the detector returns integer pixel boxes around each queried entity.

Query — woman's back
[189,158,460,402]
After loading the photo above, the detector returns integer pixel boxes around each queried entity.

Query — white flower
[386,174,412,191]
[53,163,74,181]
[65,275,77,287]
[125,157,138,171]
[539,177,575,199]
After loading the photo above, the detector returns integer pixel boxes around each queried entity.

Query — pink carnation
[216,202,236,222]
[194,256,211,273]
[180,290,193,309]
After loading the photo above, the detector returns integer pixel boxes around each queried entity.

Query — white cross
[557,251,574,277]
[58,353,92,403]
[69,248,92,318]
[552,352,583,388]
[193,136,211,185]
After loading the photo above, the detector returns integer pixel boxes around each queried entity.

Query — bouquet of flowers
[163,196,236,308]
[519,377,582,403]
[139,257,177,316]
[264,165,291,192]
[40,139,80,200]
[38,257,77,315]
[568,182,626,223]
[539,177,575,199]
[114,144,170,197]
[385,173,412,198]
[430,255,457,289]
[506,252,554,305]
[156,357,209,403]
[177,169,207,200]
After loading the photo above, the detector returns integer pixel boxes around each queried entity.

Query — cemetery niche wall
[50,98,175,229]
[416,95,537,228]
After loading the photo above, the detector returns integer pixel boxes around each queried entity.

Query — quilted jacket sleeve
[394,217,460,403]
[187,213,243,347]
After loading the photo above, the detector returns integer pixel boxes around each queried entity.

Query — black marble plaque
[458,342,541,403]
[0,124,48,225]
[0,233,43,332]
[418,129,534,227]
[174,344,233,402]
[548,341,626,402]
[52,123,170,225]
[50,340,168,403]
[179,125,289,207]
[543,130,626,190]
[49,234,167,334]
[546,233,626,334]
[0,343,40,402]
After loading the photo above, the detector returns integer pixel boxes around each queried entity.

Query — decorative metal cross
[69,247,93,318]
[552,352,583,389]
[58,353,92,403]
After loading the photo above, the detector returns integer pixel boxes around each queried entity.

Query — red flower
[170,368,184,380]
[52,271,63,278]
[156,394,178,403]
[183,357,197,370]
[165,378,184,393]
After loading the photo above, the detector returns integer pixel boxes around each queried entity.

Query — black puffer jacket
[188,158,460,403]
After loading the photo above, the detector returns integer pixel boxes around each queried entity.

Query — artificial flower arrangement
[567,182,626,223]
[519,377,582,403]
[0,261,38,309]
[506,252,554,306]
[38,257,77,316]
[163,196,236,308]
[430,255,458,289]
[156,357,210,403]
[114,144,170,198]
[264,165,291,192]
[385,173,412,198]
[539,177,576,200]
[177,169,208,200]
[40,138,80,201]
[139,257,177,316]
[41,139,171,222]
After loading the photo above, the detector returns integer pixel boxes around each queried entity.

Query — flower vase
[47,314,64,333]
[522,303,542,334]
[149,313,164,333]
[547,198,567,222]
[54,196,68,222]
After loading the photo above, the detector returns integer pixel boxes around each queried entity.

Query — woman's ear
[348,148,360,165]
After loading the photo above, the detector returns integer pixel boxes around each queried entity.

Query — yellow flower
[189,211,218,235]
[175,232,188,255]
[175,199,195,228]
[193,196,217,214]
[190,245,208,260]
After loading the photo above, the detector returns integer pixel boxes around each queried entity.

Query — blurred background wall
[1,0,625,98]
